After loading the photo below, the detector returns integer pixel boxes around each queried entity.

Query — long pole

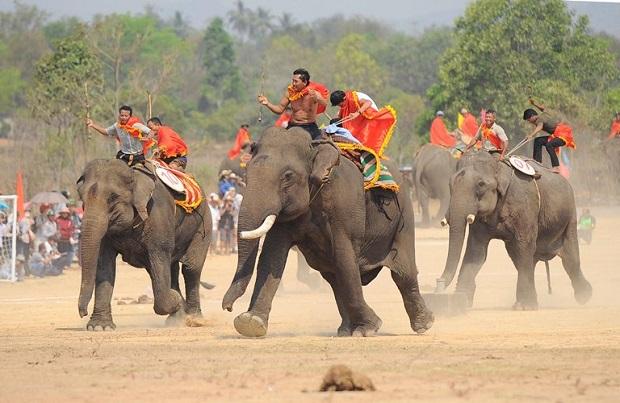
[84,82,91,140]
[258,62,265,123]
[147,91,153,120]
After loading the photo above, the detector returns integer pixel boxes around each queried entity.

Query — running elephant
[222,127,434,337]
[436,151,592,309]
[76,159,210,330]
[413,144,457,226]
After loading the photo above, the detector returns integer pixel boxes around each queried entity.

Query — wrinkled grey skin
[76,159,210,330]
[413,144,457,226]
[222,127,434,337]
[437,151,592,310]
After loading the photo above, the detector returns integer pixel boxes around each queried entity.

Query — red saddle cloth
[152,159,203,212]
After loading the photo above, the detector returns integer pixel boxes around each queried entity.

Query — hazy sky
[1,0,619,36]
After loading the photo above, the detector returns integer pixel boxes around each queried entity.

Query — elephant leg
[390,270,434,334]
[455,231,491,307]
[558,230,592,305]
[233,228,291,338]
[320,271,352,336]
[434,192,450,224]
[148,250,182,316]
[181,230,209,316]
[418,190,430,226]
[171,261,181,296]
[182,263,203,316]
[505,241,538,310]
[331,232,382,337]
[87,245,117,331]
[385,206,434,334]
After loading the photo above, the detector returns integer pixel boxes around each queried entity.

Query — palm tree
[227,0,249,40]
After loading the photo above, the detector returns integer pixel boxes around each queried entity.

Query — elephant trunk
[222,193,280,311]
[78,207,108,317]
[436,202,474,292]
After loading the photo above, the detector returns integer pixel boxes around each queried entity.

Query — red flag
[430,117,456,148]
[16,172,24,219]
[275,111,291,128]
[227,127,251,160]
[337,91,397,156]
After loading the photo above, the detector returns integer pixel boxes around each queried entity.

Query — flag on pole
[16,172,25,219]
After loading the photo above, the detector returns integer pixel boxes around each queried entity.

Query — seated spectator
[29,243,50,278]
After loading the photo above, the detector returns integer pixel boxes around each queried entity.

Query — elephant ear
[310,142,340,186]
[495,162,512,197]
[132,169,156,221]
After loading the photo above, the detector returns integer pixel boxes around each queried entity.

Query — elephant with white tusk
[437,151,592,310]
[222,127,434,337]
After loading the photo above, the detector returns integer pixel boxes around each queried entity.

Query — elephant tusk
[440,218,449,227]
[466,214,476,224]
[240,215,277,240]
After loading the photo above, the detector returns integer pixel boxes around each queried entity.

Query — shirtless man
[257,68,327,140]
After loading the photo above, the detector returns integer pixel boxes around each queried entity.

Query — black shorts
[287,122,322,140]
[116,151,145,166]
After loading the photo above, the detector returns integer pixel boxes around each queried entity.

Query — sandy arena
[1,207,619,402]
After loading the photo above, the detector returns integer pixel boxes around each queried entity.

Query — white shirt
[355,92,378,110]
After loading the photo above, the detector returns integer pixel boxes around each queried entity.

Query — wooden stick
[258,62,265,123]
[84,82,91,140]
[147,91,153,120]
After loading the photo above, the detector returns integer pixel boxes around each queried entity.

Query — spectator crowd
[208,170,245,255]
[0,198,83,281]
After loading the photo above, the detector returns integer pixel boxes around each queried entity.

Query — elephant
[222,127,434,337]
[436,151,592,310]
[76,159,211,330]
[219,155,246,179]
[413,144,457,226]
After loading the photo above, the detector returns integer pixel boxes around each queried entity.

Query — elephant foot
[574,281,592,305]
[411,307,434,334]
[153,290,182,316]
[512,300,538,311]
[86,317,116,331]
[337,322,352,337]
[351,317,382,337]
[234,312,267,338]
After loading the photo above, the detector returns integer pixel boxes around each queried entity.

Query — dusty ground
[1,207,619,402]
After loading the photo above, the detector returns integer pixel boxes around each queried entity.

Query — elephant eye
[281,170,296,187]
[282,170,295,181]
[477,180,486,188]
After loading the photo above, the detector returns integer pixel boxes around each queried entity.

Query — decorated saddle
[150,159,203,212]
[334,142,400,193]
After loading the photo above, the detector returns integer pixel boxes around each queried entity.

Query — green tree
[28,35,102,171]
[0,40,24,115]
[334,34,386,96]
[201,17,243,111]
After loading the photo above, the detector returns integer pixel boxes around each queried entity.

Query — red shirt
[56,216,74,241]
[157,126,188,158]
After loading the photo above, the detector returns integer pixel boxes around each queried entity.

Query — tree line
[0,0,618,194]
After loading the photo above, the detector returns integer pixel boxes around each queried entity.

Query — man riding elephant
[436,151,592,310]
[222,127,434,337]
[257,68,328,140]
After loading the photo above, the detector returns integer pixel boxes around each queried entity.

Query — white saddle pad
[155,166,186,193]
[509,156,536,176]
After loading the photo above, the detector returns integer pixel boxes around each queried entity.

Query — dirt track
[1,207,619,402]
